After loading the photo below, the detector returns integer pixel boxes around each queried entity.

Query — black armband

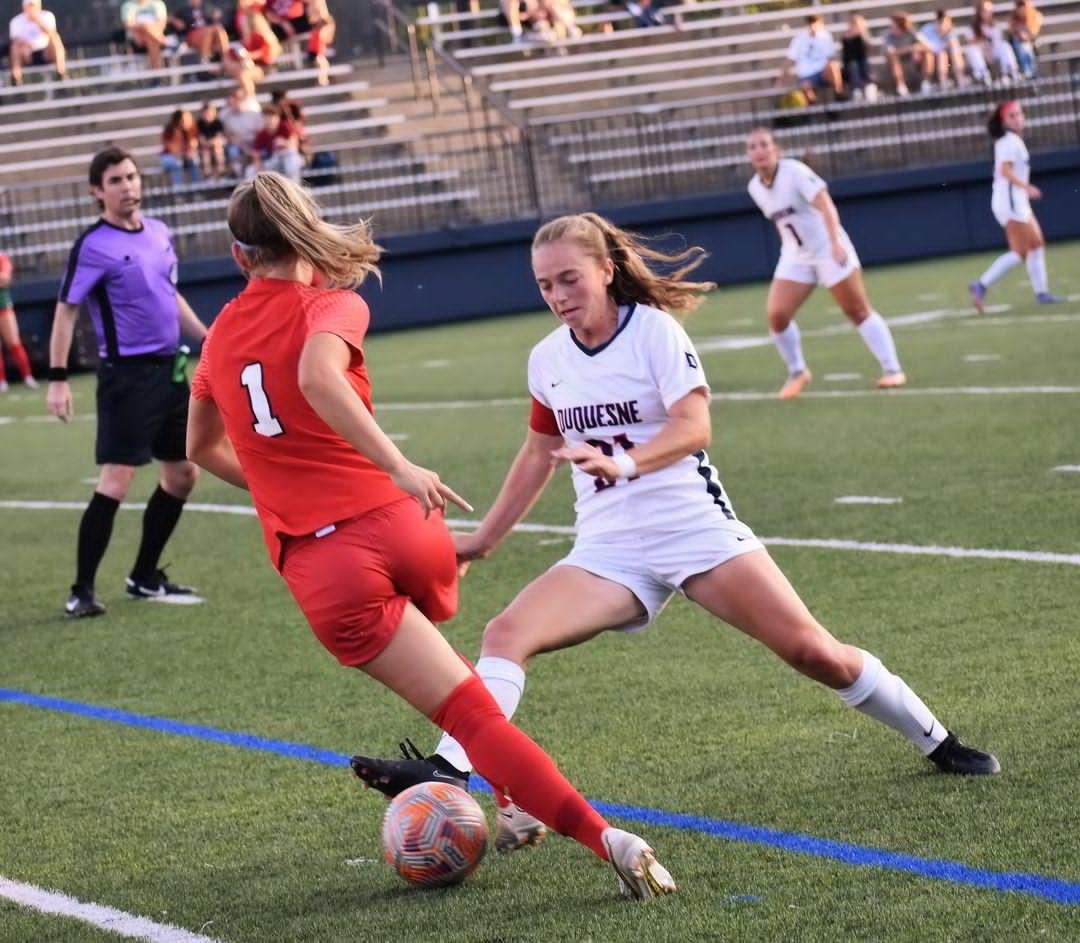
[48,367,68,382]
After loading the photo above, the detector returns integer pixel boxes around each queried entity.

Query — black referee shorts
[95,357,189,467]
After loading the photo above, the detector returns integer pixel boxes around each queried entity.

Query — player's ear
[230,242,252,276]
[602,256,615,286]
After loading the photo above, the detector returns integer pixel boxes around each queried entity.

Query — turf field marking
[963,354,1002,362]
[3,501,1079,566]
[422,359,451,368]
[0,876,223,943]
[823,373,863,381]
[963,313,1080,327]
[834,496,903,505]
[3,688,1079,908]
[1052,465,1080,473]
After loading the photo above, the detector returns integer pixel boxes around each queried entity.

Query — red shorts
[280,497,459,667]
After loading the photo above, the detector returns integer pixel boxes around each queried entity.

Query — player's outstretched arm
[298,331,471,517]
[458,428,563,562]
[176,293,209,342]
[187,396,250,490]
[46,301,80,421]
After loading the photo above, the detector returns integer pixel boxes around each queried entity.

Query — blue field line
[4,686,1079,907]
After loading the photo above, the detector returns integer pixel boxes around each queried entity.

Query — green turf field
[2,245,1079,942]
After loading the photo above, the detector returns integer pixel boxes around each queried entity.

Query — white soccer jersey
[993,131,1030,201]
[528,303,739,540]
[748,158,843,261]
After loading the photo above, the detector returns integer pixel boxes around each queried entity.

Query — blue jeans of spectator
[1011,39,1036,77]
[265,149,305,182]
[161,153,202,187]
[843,58,870,91]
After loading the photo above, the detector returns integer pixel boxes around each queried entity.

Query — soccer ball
[381,782,489,888]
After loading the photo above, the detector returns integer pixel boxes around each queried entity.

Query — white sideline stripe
[2,501,1078,566]
[963,313,1080,327]
[963,354,1002,362]
[0,876,222,943]
[834,496,903,505]
[1053,465,1080,473]
[824,372,863,381]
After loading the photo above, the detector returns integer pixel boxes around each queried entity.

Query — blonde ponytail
[228,171,381,289]
[532,212,715,314]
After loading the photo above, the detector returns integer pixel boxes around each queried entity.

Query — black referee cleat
[351,738,470,798]
[125,568,197,600]
[64,585,106,619]
[928,731,1001,775]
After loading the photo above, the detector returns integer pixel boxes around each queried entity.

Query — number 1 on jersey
[240,362,285,437]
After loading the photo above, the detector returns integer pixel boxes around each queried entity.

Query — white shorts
[992,188,1033,227]
[553,513,764,633]
[774,238,861,289]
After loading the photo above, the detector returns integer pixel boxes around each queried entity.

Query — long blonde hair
[227,172,381,289]
[532,213,715,314]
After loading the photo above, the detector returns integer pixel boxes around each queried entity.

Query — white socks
[980,250,1021,287]
[770,322,807,374]
[1026,247,1049,294]
[836,650,947,755]
[857,312,902,374]
[435,656,526,773]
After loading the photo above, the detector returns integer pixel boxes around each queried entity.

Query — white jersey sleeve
[791,159,828,203]
[645,312,710,409]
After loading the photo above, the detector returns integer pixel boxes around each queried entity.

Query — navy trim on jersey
[694,449,736,520]
[59,220,105,303]
[92,282,120,361]
[570,303,637,357]
[1008,183,1015,210]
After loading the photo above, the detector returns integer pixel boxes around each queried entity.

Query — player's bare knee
[480,612,531,662]
[767,311,792,333]
[784,632,851,685]
[164,462,199,498]
[98,466,135,500]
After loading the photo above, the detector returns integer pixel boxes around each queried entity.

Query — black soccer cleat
[64,585,106,619]
[125,568,197,600]
[928,731,1001,775]
[350,738,470,799]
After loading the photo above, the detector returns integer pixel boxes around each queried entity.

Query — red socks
[432,675,609,860]
[6,344,32,381]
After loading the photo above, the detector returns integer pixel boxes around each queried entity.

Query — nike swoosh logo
[736,536,748,542]
[922,723,935,738]
[551,380,563,387]
[429,771,462,782]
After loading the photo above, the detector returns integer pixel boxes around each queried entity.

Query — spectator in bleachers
[1008,0,1040,77]
[537,0,581,40]
[918,10,968,88]
[197,101,226,179]
[778,14,843,105]
[223,40,265,95]
[169,0,229,69]
[304,0,336,85]
[122,0,170,70]
[965,5,1021,83]
[252,104,304,181]
[841,14,877,101]
[236,0,283,66]
[8,0,67,86]
[271,87,311,159]
[623,0,665,29]
[161,108,202,185]
[883,12,933,95]
[222,85,264,176]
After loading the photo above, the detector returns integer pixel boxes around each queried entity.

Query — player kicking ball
[353,211,999,855]
[746,128,907,400]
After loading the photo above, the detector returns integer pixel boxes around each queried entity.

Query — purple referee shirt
[59,217,180,360]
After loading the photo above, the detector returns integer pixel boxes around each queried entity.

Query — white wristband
[612,451,638,479]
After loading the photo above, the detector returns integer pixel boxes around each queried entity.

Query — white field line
[824,372,863,381]
[962,313,1080,327]
[2,501,1077,566]
[834,496,903,505]
[963,354,1002,362]
[0,876,222,943]
[1053,465,1080,473]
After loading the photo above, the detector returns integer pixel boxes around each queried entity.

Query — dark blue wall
[11,147,1080,355]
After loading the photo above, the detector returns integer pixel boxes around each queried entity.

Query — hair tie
[233,239,259,253]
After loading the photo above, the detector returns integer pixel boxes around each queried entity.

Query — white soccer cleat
[601,827,676,900]
[494,803,548,853]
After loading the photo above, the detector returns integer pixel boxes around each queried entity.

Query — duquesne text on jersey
[556,400,642,435]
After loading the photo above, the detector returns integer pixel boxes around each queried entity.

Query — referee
[47,147,209,618]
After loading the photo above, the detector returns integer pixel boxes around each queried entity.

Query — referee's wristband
[612,451,638,479]
[47,367,68,383]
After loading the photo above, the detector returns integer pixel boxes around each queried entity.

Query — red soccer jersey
[191,277,407,568]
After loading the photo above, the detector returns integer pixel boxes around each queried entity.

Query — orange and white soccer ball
[382,782,489,888]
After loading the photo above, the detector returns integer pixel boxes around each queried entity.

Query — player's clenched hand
[831,242,848,267]
[551,444,619,485]
[391,461,473,518]
[1027,184,1042,201]
[46,381,73,422]
[453,530,491,566]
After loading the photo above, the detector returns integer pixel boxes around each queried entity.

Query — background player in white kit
[353,212,1000,850]
[969,101,1062,312]
[746,128,907,400]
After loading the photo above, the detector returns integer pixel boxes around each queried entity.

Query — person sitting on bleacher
[883,12,933,95]
[169,0,229,70]
[623,0,665,29]
[964,2,1021,84]
[197,100,227,179]
[918,10,968,89]
[1007,0,1040,78]
[222,85,264,176]
[252,104,304,181]
[841,14,877,102]
[304,0,336,85]
[778,14,844,105]
[161,108,203,185]
[122,0,170,70]
[236,0,282,73]
[8,0,66,86]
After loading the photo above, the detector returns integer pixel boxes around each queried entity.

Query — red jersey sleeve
[306,291,370,361]
[190,329,214,401]
[529,396,560,436]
